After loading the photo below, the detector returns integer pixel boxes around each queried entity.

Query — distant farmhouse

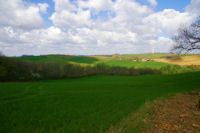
[131,58,151,62]
[132,58,137,61]
[141,58,150,62]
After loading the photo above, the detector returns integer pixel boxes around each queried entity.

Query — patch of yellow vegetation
[154,55,200,66]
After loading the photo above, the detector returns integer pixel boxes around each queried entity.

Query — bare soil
[143,93,200,133]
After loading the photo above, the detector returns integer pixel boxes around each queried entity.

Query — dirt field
[143,93,200,133]
[154,55,200,66]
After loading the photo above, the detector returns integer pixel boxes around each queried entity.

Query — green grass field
[102,60,170,69]
[16,54,196,74]
[18,54,170,68]
[15,54,178,68]
[18,53,175,65]
[1,72,200,133]
[17,55,104,66]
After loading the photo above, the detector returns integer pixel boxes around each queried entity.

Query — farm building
[132,58,137,61]
[141,58,150,62]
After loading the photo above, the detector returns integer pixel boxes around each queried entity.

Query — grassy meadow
[1,53,200,133]
[119,53,177,60]
[16,54,195,69]
[1,72,200,133]
[154,55,200,66]
[16,54,197,74]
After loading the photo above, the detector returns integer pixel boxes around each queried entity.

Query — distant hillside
[15,53,198,73]
[17,53,181,64]
[154,55,200,66]
[100,53,197,60]
[113,53,177,60]
[16,54,173,69]
[16,55,101,65]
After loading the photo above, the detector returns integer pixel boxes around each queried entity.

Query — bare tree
[172,18,200,53]
[172,18,200,109]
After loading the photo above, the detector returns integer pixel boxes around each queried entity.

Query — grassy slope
[154,55,200,66]
[16,54,175,68]
[102,60,171,69]
[17,54,196,74]
[120,53,197,60]
[120,53,177,60]
[1,72,200,133]
[17,55,103,66]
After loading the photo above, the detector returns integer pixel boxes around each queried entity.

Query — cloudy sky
[0,0,200,56]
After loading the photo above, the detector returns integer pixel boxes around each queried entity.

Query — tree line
[0,56,161,81]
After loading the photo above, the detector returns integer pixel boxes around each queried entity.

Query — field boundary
[105,90,200,133]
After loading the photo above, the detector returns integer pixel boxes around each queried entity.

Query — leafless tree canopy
[172,19,200,53]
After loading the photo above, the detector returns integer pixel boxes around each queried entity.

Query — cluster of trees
[0,56,161,81]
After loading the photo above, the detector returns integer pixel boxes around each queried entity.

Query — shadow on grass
[164,56,182,62]
[68,56,99,64]
[17,56,47,62]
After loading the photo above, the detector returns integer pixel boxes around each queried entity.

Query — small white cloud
[38,3,49,13]
[79,0,114,13]
[147,0,157,7]
[53,0,77,12]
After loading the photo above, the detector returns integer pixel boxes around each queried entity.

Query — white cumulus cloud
[0,0,48,30]
[0,0,200,56]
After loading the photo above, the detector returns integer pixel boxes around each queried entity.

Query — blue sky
[135,0,191,12]
[29,0,191,12]
[155,0,190,12]
[27,0,55,27]
[0,0,199,56]
[27,0,191,27]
